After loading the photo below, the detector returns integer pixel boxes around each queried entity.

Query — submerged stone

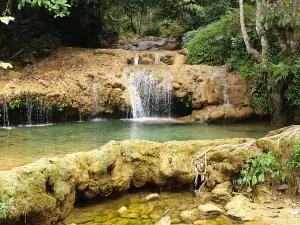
[117,206,128,214]
[198,204,224,214]
[145,193,160,201]
[155,216,171,225]
[180,209,199,223]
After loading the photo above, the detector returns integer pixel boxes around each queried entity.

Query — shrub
[21,34,61,64]
[0,187,15,220]
[286,66,300,107]
[187,5,256,66]
[187,10,240,65]
[182,29,200,48]
[238,152,285,192]
[287,143,300,169]
[159,20,184,38]
[142,23,161,36]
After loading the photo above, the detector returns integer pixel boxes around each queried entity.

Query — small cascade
[92,76,100,115]
[134,54,140,65]
[222,79,230,105]
[154,54,161,65]
[1,105,10,127]
[126,70,173,119]
[35,99,52,124]
[26,96,33,125]
[1,97,53,127]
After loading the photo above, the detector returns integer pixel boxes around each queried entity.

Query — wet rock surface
[0,47,253,123]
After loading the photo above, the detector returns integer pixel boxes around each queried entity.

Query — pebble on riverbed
[145,193,160,201]
[117,206,128,214]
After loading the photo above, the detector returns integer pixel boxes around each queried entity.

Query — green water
[0,119,277,170]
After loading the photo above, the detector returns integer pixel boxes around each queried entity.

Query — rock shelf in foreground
[0,125,299,225]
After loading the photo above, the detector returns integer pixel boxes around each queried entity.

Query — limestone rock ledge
[0,139,257,225]
[0,48,253,121]
[0,126,299,225]
[178,105,254,122]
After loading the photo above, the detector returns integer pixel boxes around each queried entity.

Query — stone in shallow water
[180,209,199,223]
[155,216,171,225]
[224,195,254,221]
[193,220,206,225]
[117,206,128,214]
[120,212,140,219]
[145,193,160,201]
[198,204,224,213]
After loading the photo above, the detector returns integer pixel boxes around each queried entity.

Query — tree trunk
[256,0,268,66]
[291,0,300,54]
[239,0,262,62]
[270,83,291,125]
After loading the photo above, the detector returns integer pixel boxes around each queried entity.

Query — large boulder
[225,195,255,221]
[211,181,233,203]
[184,105,254,122]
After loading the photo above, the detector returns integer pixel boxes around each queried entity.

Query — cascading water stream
[26,96,33,125]
[155,54,161,65]
[134,54,140,66]
[2,105,10,127]
[222,79,230,105]
[126,70,173,119]
[92,76,100,115]
[1,97,53,128]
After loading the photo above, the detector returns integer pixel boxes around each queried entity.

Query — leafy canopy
[18,0,71,17]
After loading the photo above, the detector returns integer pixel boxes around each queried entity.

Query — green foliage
[8,99,25,110]
[251,82,270,112]
[187,10,240,65]
[58,104,67,112]
[18,0,71,18]
[0,187,15,220]
[0,15,14,69]
[0,16,14,25]
[287,143,300,169]
[238,152,285,192]
[142,23,160,36]
[0,61,12,69]
[22,34,61,64]
[182,29,200,48]
[159,20,184,38]
[286,65,300,107]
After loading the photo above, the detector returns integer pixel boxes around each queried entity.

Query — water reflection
[0,120,277,170]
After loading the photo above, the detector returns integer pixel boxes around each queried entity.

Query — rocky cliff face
[0,126,298,225]
[0,48,253,124]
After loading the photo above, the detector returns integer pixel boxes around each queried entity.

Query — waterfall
[126,70,172,119]
[92,76,100,115]
[1,105,10,127]
[24,97,52,125]
[222,80,230,105]
[134,54,139,65]
[26,96,33,125]
[155,54,161,65]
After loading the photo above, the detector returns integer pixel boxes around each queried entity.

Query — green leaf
[0,16,15,25]
[0,61,13,69]
[258,173,265,182]
[252,175,258,186]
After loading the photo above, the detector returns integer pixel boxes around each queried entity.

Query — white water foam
[126,70,173,119]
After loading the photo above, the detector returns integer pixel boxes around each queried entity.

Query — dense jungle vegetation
[1,0,300,125]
